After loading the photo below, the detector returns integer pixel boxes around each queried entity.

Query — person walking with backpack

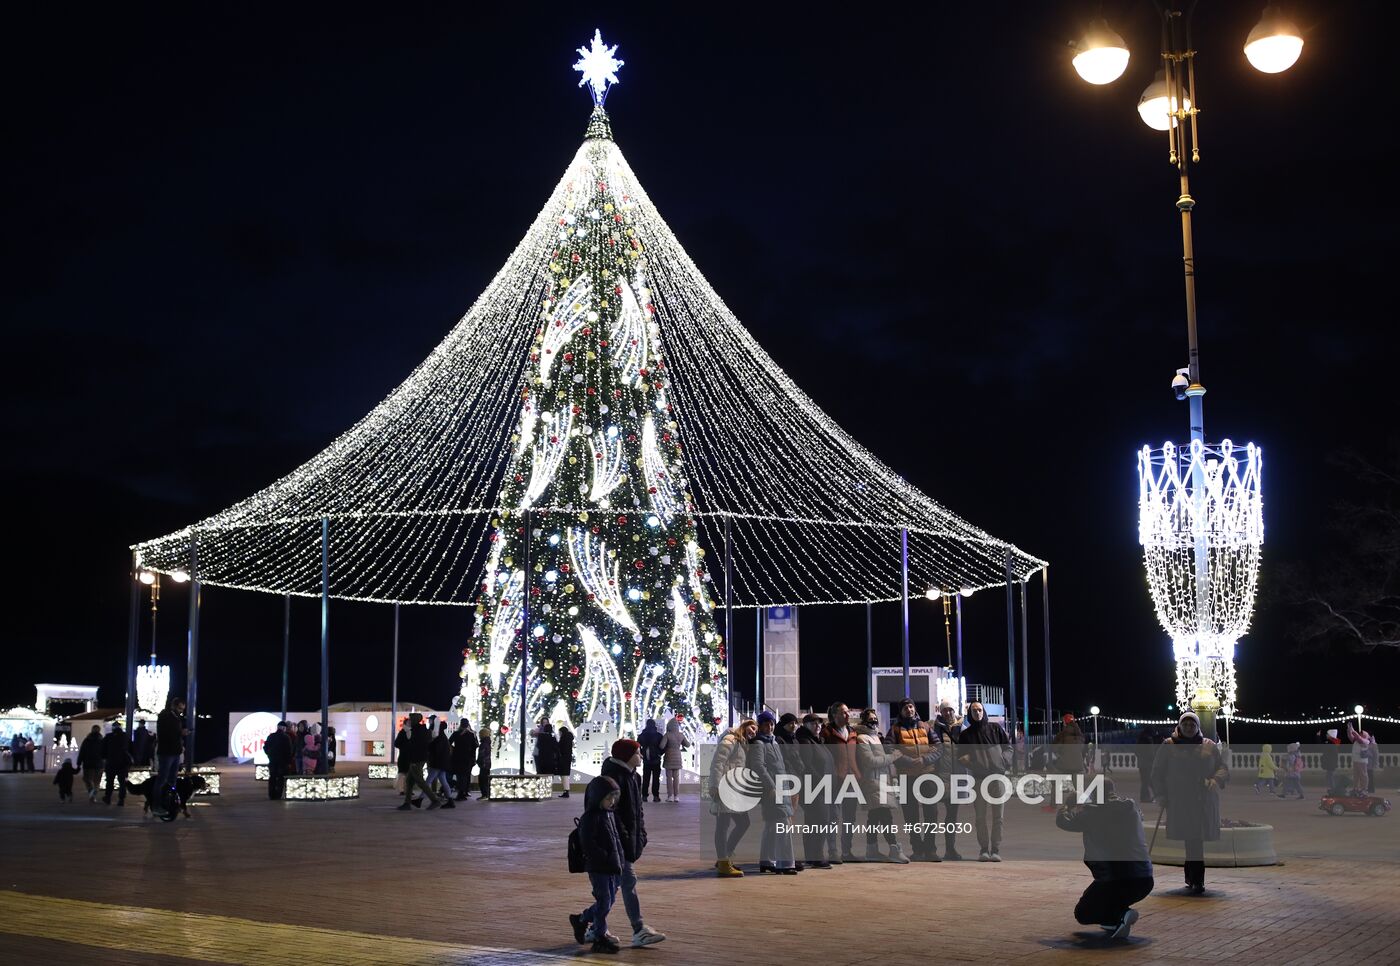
[637,719,663,803]
[569,776,627,955]
[450,719,479,801]
[658,717,690,802]
[587,738,665,948]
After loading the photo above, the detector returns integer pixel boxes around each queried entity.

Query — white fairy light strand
[1101,713,1400,727]
[1138,438,1263,708]
[131,103,1045,607]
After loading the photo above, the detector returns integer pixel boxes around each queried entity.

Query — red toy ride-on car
[1319,793,1391,817]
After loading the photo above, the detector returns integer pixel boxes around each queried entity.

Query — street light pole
[1089,706,1101,771]
[124,553,140,736]
[1072,3,1300,715]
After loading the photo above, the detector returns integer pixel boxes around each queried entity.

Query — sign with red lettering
[229,712,282,764]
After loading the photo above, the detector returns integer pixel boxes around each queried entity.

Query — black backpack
[567,817,585,873]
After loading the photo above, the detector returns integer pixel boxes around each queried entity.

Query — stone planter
[1149,823,1277,867]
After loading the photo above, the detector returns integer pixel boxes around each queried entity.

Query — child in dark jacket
[570,776,624,954]
[53,760,77,802]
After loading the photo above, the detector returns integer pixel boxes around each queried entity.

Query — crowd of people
[7,732,38,771]
[698,702,1251,939]
[710,699,1016,875]
[260,719,340,799]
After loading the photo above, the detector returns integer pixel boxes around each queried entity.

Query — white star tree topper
[573,29,624,106]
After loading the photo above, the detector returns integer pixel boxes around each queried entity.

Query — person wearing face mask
[932,702,965,860]
[821,702,863,862]
[958,701,1012,862]
[792,713,834,868]
[593,738,666,948]
[852,708,909,863]
[710,718,758,877]
[1150,711,1228,894]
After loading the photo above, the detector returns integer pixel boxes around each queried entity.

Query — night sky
[6,4,1396,756]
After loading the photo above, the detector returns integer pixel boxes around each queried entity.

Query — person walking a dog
[155,696,189,815]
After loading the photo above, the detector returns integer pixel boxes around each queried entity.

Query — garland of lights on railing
[1098,713,1400,727]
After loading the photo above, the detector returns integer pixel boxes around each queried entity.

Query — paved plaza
[2,766,1397,965]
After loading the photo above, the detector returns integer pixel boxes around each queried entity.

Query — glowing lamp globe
[1090,706,1100,716]
[1244,7,1303,73]
[924,588,940,601]
[1355,704,1364,715]
[1137,71,1191,131]
[138,570,156,585]
[1072,19,1131,85]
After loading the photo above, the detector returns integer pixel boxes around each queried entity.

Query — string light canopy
[1138,439,1263,708]
[131,33,1044,616]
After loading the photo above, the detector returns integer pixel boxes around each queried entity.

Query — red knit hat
[611,738,642,760]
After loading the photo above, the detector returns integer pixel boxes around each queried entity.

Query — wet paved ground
[1,765,1396,964]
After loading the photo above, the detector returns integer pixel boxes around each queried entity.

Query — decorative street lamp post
[1071,3,1301,715]
[1089,706,1101,771]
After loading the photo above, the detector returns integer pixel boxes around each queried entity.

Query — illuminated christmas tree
[132,30,1046,775]
[457,32,725,764]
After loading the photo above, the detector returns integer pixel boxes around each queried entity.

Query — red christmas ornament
[616,515,627,524]
[633,560,644,570]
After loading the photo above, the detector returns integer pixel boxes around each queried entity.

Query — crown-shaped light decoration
[1138,438,1263,707]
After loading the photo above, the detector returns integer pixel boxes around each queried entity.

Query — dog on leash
[125,774,208,818]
